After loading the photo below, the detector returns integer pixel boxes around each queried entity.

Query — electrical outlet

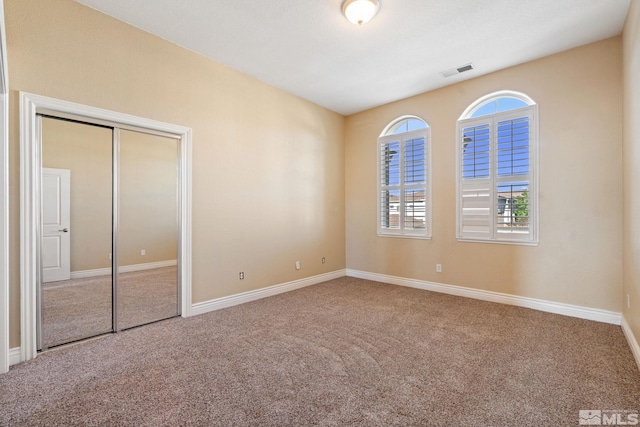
[295,261,301,270]
[322,257,326,264]
[628,294,631,309]
[141,249,146,256]
[239,272,244,280]
[436,264,442,273]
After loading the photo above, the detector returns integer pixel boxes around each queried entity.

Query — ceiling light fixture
[342,0,380,26]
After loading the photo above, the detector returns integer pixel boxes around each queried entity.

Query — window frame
[456,92,539,245]
[377,116,431,239]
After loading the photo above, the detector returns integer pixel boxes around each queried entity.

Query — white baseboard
[70,259,177,279]
[9,347,20,366]
[346,269,622,325]
[622,316,640,372]
[70,267,111,279]
[191,269,346,316]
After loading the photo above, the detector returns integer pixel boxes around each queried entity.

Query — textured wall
[6,0,346,348]
[345,37,623,312]
[623,1,640,354]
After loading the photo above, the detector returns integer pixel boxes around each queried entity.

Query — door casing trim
[20,92,193,363]
[0,0,8,375]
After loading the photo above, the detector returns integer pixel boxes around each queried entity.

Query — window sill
[456,237,538,246]
[378,233,432,240]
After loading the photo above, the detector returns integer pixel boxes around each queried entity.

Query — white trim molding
[191,270,346,316]
[458,90,536,121]
[346,269,622,325]
[69,260,178,279]
[622,316,640,372]
[9,347,20,367]
[19,92,193,364]
[0,0,9,375]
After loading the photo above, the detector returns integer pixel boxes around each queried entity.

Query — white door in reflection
[42,168,71,283]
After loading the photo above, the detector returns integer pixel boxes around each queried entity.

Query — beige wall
[623,2,640,350]
[6,0,346,348]
[346,37,623,311]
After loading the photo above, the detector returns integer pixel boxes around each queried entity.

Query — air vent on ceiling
[440,63,474,78]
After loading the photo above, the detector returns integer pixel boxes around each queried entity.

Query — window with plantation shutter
[378,116,431,238]
[457,92,538,244]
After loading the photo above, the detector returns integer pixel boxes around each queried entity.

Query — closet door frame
[20,92,193,363]
[0,0,8,374]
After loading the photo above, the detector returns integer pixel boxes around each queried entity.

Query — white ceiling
[75,0,630,116]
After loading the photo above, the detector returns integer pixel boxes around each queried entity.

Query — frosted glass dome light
[342,0,380,26]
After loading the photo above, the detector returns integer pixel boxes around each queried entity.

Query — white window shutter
[458,120,492,239]
[379,139,401,231]
[494,113,532,241]
[403,135,427,234]
[460,178,492,239]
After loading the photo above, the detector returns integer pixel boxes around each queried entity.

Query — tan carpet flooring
[2,276,639,426]
[42,266,179,348]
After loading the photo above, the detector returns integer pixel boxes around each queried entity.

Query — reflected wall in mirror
[40,116,113,349]
[117,130,179,330]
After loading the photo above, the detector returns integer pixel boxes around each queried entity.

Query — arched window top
[459,91,536,120]
[381,115,428,137]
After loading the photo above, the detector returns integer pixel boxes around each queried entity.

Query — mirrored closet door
[38,116,180,351]
[117,130,179,330]
[40,117,113,349]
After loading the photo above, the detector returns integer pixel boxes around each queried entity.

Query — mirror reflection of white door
[42,168,71,282]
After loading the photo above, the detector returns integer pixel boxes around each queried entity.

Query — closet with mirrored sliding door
[38,115,180,351]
